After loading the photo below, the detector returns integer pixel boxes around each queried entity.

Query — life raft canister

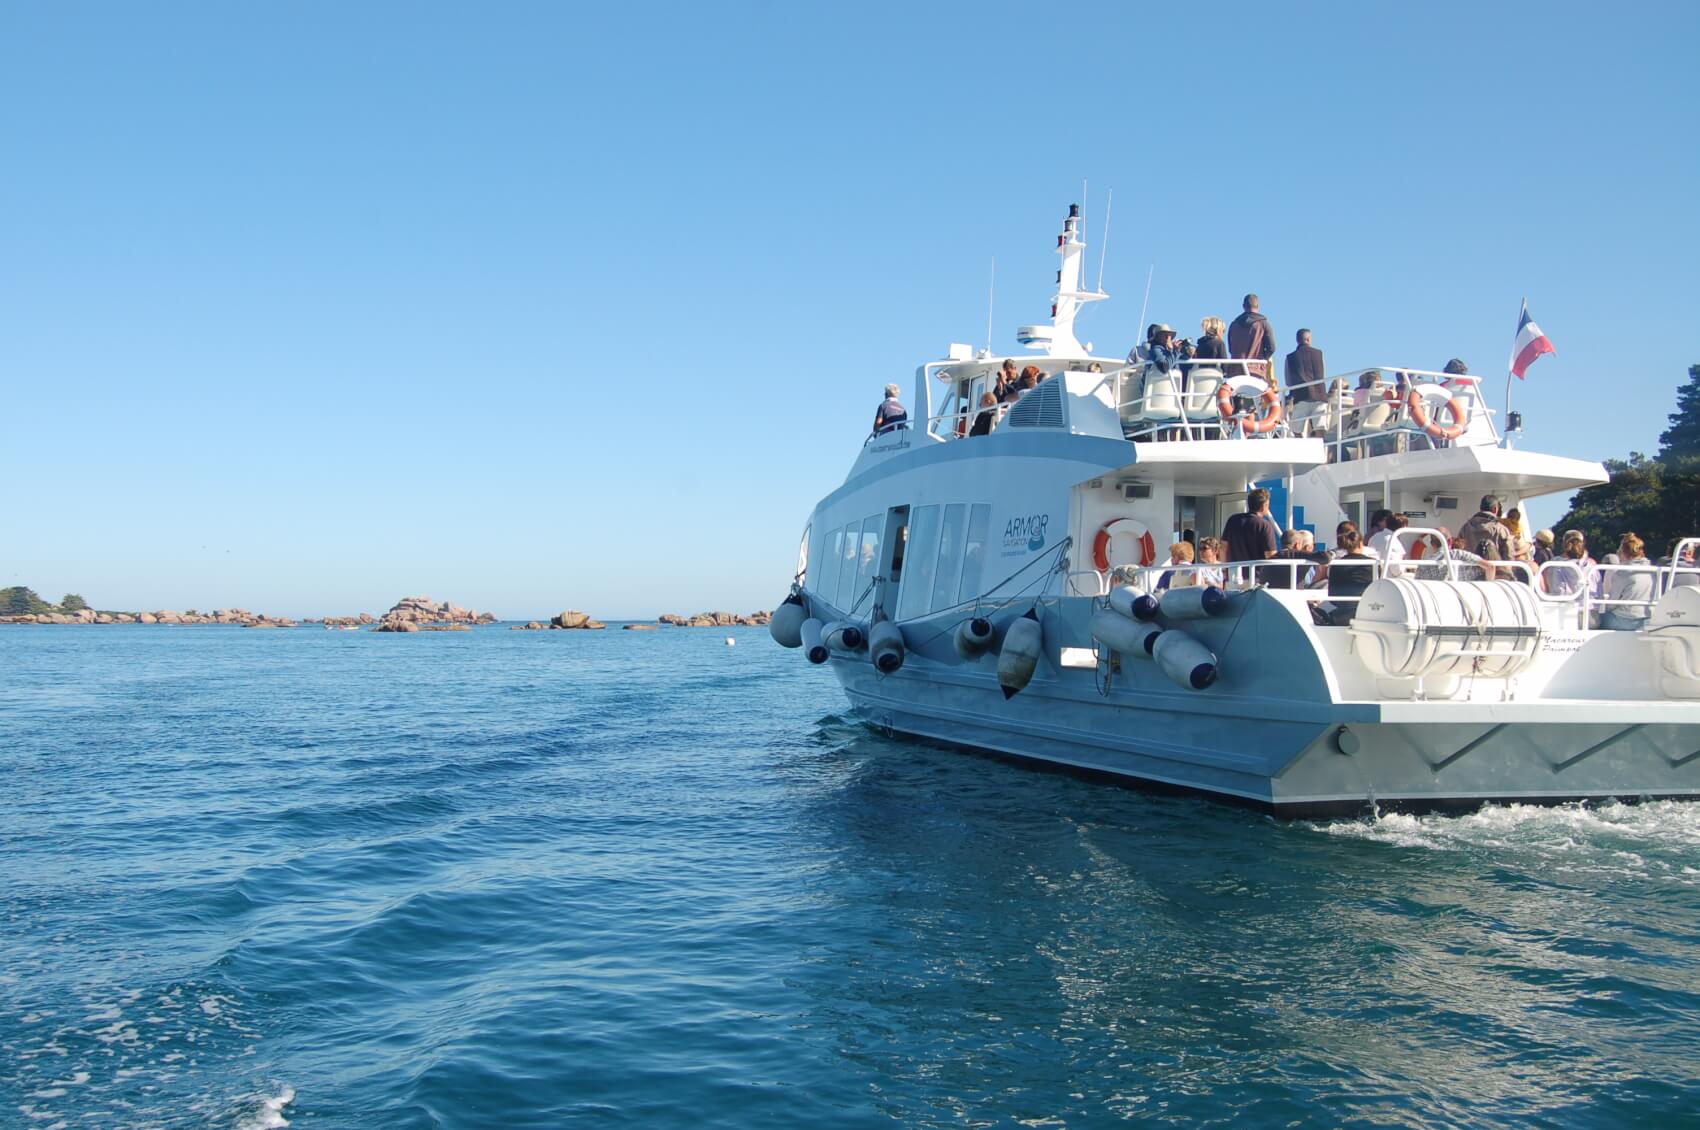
[1093,517,1156,572]
[1406,388,1467,440]
[1216,383,1283,435]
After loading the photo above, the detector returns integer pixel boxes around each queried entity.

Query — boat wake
[235,1084,295,1129]
[1312,800,1700,877]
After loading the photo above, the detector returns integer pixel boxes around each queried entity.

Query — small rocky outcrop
[623,623,658,630]
[658,610,774,628]
[373,595,497,632]
[551,611,606,630]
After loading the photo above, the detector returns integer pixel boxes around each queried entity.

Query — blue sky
[4,2,1696,618]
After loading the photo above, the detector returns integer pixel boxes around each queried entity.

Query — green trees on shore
[1,587,52,615]
[1,588,95,615]
[1556,364,1700,558]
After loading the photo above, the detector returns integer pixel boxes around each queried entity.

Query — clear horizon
[5,2,1697,619]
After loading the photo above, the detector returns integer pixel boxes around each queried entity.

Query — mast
[1040,203,1107,356]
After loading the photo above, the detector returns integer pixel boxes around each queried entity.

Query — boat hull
[832,659,1700,818]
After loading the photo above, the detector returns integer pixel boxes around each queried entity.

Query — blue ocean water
[3,626,1700,1128]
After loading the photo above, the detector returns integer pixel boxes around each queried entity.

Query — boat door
[1216,490,1249,539]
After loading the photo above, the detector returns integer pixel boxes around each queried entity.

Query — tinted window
[931,504,966,612]
[835,520,861,607]
[896,505,940,621]
[855,515,883,608]
[818,526,842,602]
[958,503,992,602]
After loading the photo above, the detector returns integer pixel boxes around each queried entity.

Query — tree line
[1,587,88,615]
[1555,363,1700,559]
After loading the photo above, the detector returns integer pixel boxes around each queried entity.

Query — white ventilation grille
[1006,380,1066,429]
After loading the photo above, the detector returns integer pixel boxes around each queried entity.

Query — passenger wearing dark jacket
[1227,293,1275,381]
[1285,328,1326,403]
[1193,316,1229,363]
[1264,529,1331,590]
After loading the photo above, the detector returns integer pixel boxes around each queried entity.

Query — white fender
[1152,629,1218,690]
[1088,608,1159,659]
[869,619,905,674]
[769,595,807,648]
[800,617,828,664]
[997,611,1044,698]
[823,621,865,651]
[1107,584,1141,619]
[953,617,995,659]
[1158,585,1229,621]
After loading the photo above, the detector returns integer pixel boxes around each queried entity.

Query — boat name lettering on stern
[1003,514,1050,555]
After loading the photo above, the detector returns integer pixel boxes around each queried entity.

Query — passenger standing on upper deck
[1222,488,1280,581]
[1285,329,1325,403]
[873,383,908,435]
[969,391,998,437]
[993,358,1020,404]
[1227,294,1275,381]
[1194,317,1228,364]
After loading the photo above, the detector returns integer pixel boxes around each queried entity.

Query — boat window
[931,504,966,612]
[795,523,810,585]
[835,520,861,607]
[854,514,882,605]
[897,505,941,620]
[818,526,842,602]
[958,503,992,602]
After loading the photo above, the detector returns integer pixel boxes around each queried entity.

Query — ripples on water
[2,626,1698,1127]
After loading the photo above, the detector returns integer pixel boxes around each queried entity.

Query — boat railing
[1115,359,1276,443]
[1292,368,1498,463]
[1065,570,1111,598]
[925,399,1012,440]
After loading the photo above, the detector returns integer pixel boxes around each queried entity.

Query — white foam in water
[1314,800,1700,870]
[235,1085,295,1130]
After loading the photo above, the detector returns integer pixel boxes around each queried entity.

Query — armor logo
[1003,514,1049,553]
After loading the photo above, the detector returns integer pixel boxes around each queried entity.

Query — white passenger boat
[770,206,1700,816]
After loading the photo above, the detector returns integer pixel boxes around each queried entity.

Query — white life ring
[1094,517,1157,573]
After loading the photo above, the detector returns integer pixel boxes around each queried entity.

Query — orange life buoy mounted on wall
[1093,517,1157,573]
[1406,388,1467,440]
[1216,383,1284,435]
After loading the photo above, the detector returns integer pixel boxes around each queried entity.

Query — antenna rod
[986,257,996,355]
[1096,190,1113,294]
[1136,264,1154,341]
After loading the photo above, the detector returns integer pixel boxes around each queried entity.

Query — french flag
[1509,299,1555,380]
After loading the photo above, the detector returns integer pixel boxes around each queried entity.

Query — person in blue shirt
[873,383,908,435]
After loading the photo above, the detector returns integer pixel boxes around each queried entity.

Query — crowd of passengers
[869,291,1473,440]
[1111,490,1698,629]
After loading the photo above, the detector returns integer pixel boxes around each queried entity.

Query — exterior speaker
[1122,482,1152,501]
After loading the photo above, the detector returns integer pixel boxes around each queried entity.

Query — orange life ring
[1216,384,1283,435]
[1406,389,1466,440]
[1093,517,1157,573]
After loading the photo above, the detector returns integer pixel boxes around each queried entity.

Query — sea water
[3,625,1699,1128]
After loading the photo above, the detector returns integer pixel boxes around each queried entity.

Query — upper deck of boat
[878,356,1608,498]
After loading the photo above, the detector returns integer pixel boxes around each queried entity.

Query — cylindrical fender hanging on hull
[1152,629,1218,689]
[823,621,865,651]
[997,610,1044,699]
[1088,608,1158,658]
[869,619,905,674]
[799,618,828,664]
[770,594,807,648]
[1101,584,1142,621]
[953,617,995,659]
[1158,585,1229,621]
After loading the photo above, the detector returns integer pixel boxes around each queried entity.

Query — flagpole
[1504,297,1521,449]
